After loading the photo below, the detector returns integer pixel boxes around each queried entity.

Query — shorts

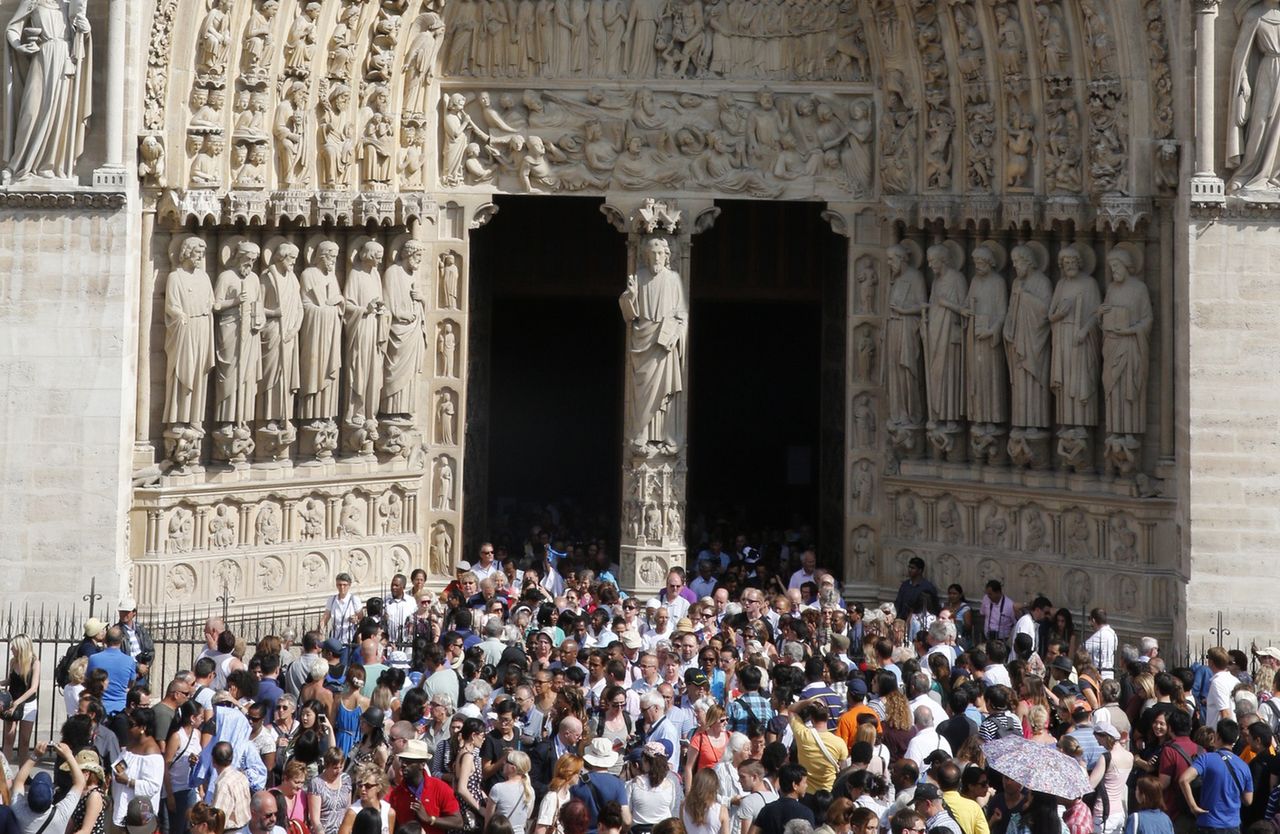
[7,701,35,723]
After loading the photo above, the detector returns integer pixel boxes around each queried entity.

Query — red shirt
[1157,736,1202,819]
[386,775,459,834]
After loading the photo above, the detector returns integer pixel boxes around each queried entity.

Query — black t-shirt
[755,797,815,834]
[479,730,521,790]
[939,715,973,752]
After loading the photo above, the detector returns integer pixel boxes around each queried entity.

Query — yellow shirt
[943,790,991,834]
[790,717,849,793]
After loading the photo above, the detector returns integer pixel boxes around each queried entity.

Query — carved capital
[1191,0,1220,13]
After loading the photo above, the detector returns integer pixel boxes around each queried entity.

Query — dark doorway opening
[466,196,626,554]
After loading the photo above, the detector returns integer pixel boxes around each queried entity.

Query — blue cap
[321,638,344,655]
[848,677,869,697]
[27,772,53,813]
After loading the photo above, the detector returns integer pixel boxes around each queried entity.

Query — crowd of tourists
[0,541,1271,834]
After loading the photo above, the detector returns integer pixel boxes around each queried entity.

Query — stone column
[92,0,127,189]
[604,197,717,598]
[1190,0,1225,203]
[132,197,158,468]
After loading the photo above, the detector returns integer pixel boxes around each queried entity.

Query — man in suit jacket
[516,685,548,744]
[527,715,583,802]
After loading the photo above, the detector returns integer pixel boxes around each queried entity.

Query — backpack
[54,643,79,689]
[1167,742,1201,804]
[272,788,311,834]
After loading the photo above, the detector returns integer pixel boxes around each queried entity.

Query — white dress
[682,803,726,834]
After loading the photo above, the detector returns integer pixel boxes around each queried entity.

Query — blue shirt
[570,771,628,834]
[86,647,136,714]
[1191,749,1253,829]
[1068,724,1105,771]
[799,682,844,729]
[1122,810,1172,834]
[727,692,775,734]
[256,678,284,722]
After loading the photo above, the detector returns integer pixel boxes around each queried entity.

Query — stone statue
[213,240,265,426]
[163,236,216,431]
[430,522,453,574]
[963,242,1008,426]
[283,2,320,76]
[921,242,968,424]
[1003,242,1053,429]
[1226,0,1280,193]
[855,255,878,314]
[195,0,232,79]
[3,0,91,182]
[256,504,280,545]
[343,241,388,424]
[381,240,427,419]
[1049,244,1101,427]
[403,12,445,115]
[339,494,363,537]
[359,85,395,188]
[240,0,279,84]
[1100,244,1152,436]
[885,242,926,432]
[434,455,454,511]
[441,93,489,187]
[852,459,873,514]
[257,241,303,429]
[273,82,311,188]
[298,240,344,424]
[437,322,458,377]
[620,237,687,456]
[300,498,324,540]
[317,83,355,190]
[438,253,460,309]
[435,390,456,444]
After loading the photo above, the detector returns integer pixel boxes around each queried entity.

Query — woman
[684,704,729,786]
[274,760,310,834]
[189,803,227,834]
[248,702,279,780]
[594,685,631,773]
[874,671,915,760]
[855,724,889,780]
[335,665,368,755]
[1073,653,1104,712]
[945,585,973,643]
[847,808,878,834]
[1090,724,1132,834]
[1122,776,1173,834]
[1055,738,1093,834]
[1007,791,1069,834]
[681,769,728,834]
[166,701,204,834]
[627,746,681,834]
[559,801,590,834]
[64,656,89,718]
[455,718,489,834]
[351,808,384,834]
[485,751,534,834]
[1133,712,1169,776]
[337,763,395,834]
[111,707,165,831]
[1026,706,1056,746]
[4,633,39,760]
[535,755,584,834]
[308,748,351,834]
[814,798,856,834]
[1019,677,1052,732]
[350,707,389,770]
[1051,610,1079,660]
[68,749,108,834]
[846,771,888,817]
[433,713,466,784]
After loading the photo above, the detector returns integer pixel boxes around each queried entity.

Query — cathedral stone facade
[0,0,1264,649]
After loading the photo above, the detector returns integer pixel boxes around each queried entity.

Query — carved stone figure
[434,455,454,511]
[435,390,457,444]
[240,0,279,84]
[964,242,1008,427]
[620,237,687,456]
[300,498,325,540]
[855,255,878,314]
[851,526,874,573]
[256,504,280,545]
[299,241,344,423]
[1004,242,1053,429]
[430,522,453,574]
[339,494,363,537]
[896,495,922,540]
[195,0,232,79]
[284,2,320,76]
[922,242,967,424]
[403,12,445,115]
[1111,515,1138,563]
[342,241,388,424]
[1049,245,1101,427]
[166,508,194,553]
[3,0,92,182]
[938,498,961,545]
[1226,0,1280,191]
[981,506,1009,548]
[168,565,197,601]
[1100,244,1152,436]
[381,241,427,418]
[852,458,873,514]
[1115,575,1138,611]
[258,556,285,590]
[885,242,926,433]
[301,553,326,588]
[213,241,265,426]
[139,135,166,187]
[1065,508,1092,559]
[1024,507,1047,551]
[439,253,460,309]
[624,0,663,77]
[437,322,458,377]
[379,493,403,534]
[317,83,355,189]
[164,237,216,430]
[209,505,237,549]
[258,242,302,428]
[359,86,395,188]
[852,394,876,448]
[274,82,311,188]
[442,93,490,187]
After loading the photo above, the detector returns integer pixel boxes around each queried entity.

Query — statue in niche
[381,241,427,420]
[399,123,426,187]
[1111,515,1138,563]
[1115,576,1138,611]
[190,135,222,188]
[429,523,453,574]
[284,2,321,76]
[1005,112,1035,189]
[256,504,280,545]
[1099,244,1152,440]
[379,493,403,534]
[2,0,91,183]
[189,88,218,130]
[993,2,1024,79]
[339,494,363,538]
[924,107,954,190]
[855,325,876,382]
[885,242,926,431]
[938,499,961,545]
[342,241,388,425]
[1035,1,1070,76]
[300,498,324,541]
[301,553,326,589]
[274,82,311,188]
[441,93,489,187]
[299,241,344,425]
[624,0,663,77]
[855,255,878,314]
[195,0,232,79]
[209,506,237,550]
[964,242,1008,428]
[1004,242,1053,430]
[213,241,265,427]
[234,142,268,188]
[1024,508,1047,552]
[897,495,922,540]
[257,242,303,430]
[437,322,458,377]
[168,565,196,601]
[328,4,361,81]
[852,395,876,448]
[745,88,788,171]
[1065,509,1092,559]
[438,253,460,309]
[981,508,1008,548]
[435,390,456,444]
[620,237,687,457]
[240,0,279,84]
[360,86,396,188]
[851,526,874,573]
[434,456,454,511]
[259,557,284,590]
[403,12,445,115]
[1049,245,1101,427]
[167,508,194,554]
[317,83,355,189]
[164,236,216,433]
[816,100,872,198]
[921,243,968,425]
[851,459,873,514]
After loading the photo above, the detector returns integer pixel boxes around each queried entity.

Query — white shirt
[471,560,501,582]
[110,751,166,824]
[1084,625,1118,678]
[983,664,1012,689]
[910,693,949,728]
[662,594,691,620]
[1013,613,1038,654]
[383,595,415,645]
[788,569,816,591]
[1205,669,1238,730]
[325,594,363,643]
[904,727,953,768]
[643,625,674,650]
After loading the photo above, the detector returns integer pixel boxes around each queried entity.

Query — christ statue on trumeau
[620,237,686,457]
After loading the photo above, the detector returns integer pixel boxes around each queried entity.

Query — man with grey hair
[716,732,752,831]
[925,620,957,666]
[641,690,681,771]
[478,618,506,667]
[247,791,285,834]
[904,706,951,768]
[1140,637,1159,663]
[907,672,948,727]
[423,692,454,754]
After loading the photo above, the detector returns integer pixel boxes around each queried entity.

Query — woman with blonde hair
[684,703,729,785]
[855,723,889,779]
[486,750,534,834]
[64,655,89,717]
[1026,705,1056,745]
[67,748,109,834]
[814,798,857,834]
[534,755,583,834]
[681,769,729,834]
[189,802,227,834]
[338,763,395,834]
[4,633,39,759]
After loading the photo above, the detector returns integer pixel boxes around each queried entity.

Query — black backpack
[54,643,79,689]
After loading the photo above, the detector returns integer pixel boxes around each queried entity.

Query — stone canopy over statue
[620,236,687,458]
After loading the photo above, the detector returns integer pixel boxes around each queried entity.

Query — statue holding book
[620,236,687,456]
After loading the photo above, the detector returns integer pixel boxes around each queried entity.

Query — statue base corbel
[1102,432,1142,479]
[969,423,1009,466]
[1008,427,1052,470]
[211,422,254,469]
[1055,426,1094,474]
[298,419,339,466]
[162,424,205,475]
[926,421,967,464]
[377,417,418,463]
[887,421,926,459]
[341,417,379,461]
[254,422,296,467]
[92,165,128,190]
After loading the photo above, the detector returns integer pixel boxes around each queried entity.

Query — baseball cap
[321,637,344,655]
[913,783,943,802]
[684,669,709,688]
[1092,720,1121,740]
[83,617,107,639]
[848,677,869,697]
[118,598,137,612]
[1258,647,1280,662]
[456,561,472,573]
[125,798,158,834]
[27,773,53,813]
[1050,656,1073,673]
[742,547,761,565]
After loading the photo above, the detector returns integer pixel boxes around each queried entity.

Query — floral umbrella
[982,736,1091,799]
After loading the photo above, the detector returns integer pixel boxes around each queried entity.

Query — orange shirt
[836,703,881,748]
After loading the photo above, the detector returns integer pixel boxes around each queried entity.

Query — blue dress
[335,701,362,755]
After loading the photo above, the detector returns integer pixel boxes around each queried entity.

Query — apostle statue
[213,240,265,426]
[1049,244,1101,427]
[620,237,686,456]
[1003,243,1053,429]
[963,242,1008,427]
[921,242,968,425]
[381,240,427,420]
[1100,244,1152,436]
[1227,0,1280,193]
[885,242,926,431]
[163,236,216,430]
[342,240,388,424]
[402,12,445,116]
[4,0,91,182]
[298,240,343,425]
[257,241,303,429]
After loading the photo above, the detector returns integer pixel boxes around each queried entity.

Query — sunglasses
[359,782,379,790]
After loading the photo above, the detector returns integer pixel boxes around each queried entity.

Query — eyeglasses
[359,782,379,790]
[249,715,263,723]
[612,700,627,708]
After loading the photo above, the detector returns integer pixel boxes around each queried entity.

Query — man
[210,742,253,834]
[386,739,462,834]
[319,573,363,648]
[151,676,192,742]
[904,706,952,768]
[284,631,322,696]
[937,690,975,751]
[715,733,751,833]
[356,640,387,698]
[673,630,700,674]
[1013,596,1052,657]
[529,717,584,798]
[736,760,778,834]
[979,641,1011,688]
[511,685,545,743]
[890,809,927,834]
[1140,637,1160,665]
[584,652,609,711]
[1157,707,1201,834]
[86,626,137,715]
[477,619,507,668]
[894,557,938,620]
[115,599,155,686]
[799,657,843,729]
[836,677,880,747]
[907,673,948,728]
[1084,608,1119,680]
[480,699,521,790]
[1065,705,1104,770]
[384,574,416,647]
[421,643,462,708]
[452,610,482,651]
[912,783,963,834]
[639,691,681,772]
[256,654,284,722]
[690,559,719,599]
[658,568,693,619]
[197,617,229,675]
[978,686,1021,741]
[789,700,848,794]
[749,764,814,834]
[247,792,284,834]
[1206,647,1237,731]
[788,549,818,591]
[423,693,456,754]
[12,742,84,834]
[979,581,1015,641]
[124,797,159,834]
[1180,719,1252,834]
[570,738,630,834]
[471,543,501,582]
[936,760,988,834]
